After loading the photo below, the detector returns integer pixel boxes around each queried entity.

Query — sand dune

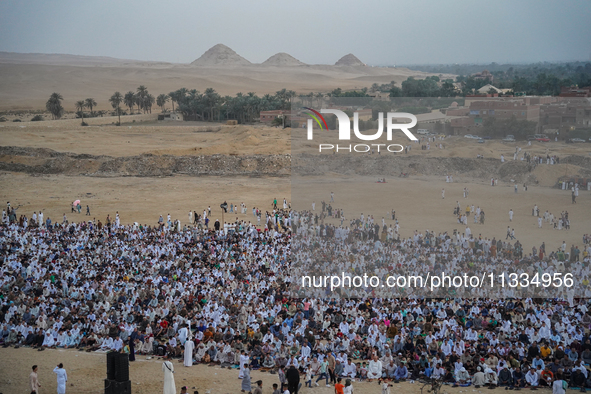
[0,52,444,111]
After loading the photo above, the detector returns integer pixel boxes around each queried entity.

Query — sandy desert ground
[0,346,460,394]
[0,51,444,112]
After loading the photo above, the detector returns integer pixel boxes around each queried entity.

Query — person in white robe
[162,360,176,394]
[178,326,188,345]
[195,343,207,362]
[53,364,67,394]
[184,338,194,367]
[368,355,382,381]
[239,351,249,379]
[42,330,55,347]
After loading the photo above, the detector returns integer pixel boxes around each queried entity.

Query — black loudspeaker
[106,352,117,380]
[106,353,129,382]
[104,379,131,394]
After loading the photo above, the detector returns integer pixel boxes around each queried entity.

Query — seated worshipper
[394,363,409,382]
[342,359,357,379]
[473,366,486,388]
[335,359,344,378]
[443,367,456,383]
[140,336,154,354]
[432,364,446,380]
[359,362,368,381]
[368,356,383,382]
[384,360,397,380]
[454,367,471,386]
[513,367,526,389]
[525,367,539,389]
[499,366,513,387]
[569,360,588,390]
[166,336,182,358]
[485,368,499,388]
[540,366,554,387]
[262,354,276,369]
[195,342,207,362]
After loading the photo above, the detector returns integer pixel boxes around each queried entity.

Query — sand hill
[0,52,449,111]
[335,53,365,66]
[190,44,251,66]
[261,52,305,66]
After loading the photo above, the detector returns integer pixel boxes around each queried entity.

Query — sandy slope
[0,120,291,157]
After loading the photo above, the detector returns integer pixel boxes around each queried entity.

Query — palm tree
[144,94,155,114]
[124,91,135,114]
[75,100,86,123]
[168,91,179,112]
[136,85,149,113]
[156,94,169,112]
[84,98,97,114]
[204,88,219,121]
[109,92,123,125]
[46,92,64,120]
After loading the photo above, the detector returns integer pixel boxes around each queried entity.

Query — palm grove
[45,86,299,125]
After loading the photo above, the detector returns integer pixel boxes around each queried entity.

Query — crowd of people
[1,196,591,394]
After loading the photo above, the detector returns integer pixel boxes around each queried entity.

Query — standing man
[509,209,513,222]
[239,350,250,379]
[442,188,445,199]
[330,192,334,202]
[30,365,41,394]
[253,380,264,394]
[53,363,67,394]
[328,352,337,386]
[286,365,301,394]
[184,336,194,367]
[162,360,176,394]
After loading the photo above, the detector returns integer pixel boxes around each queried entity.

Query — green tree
[136,85,149,113]
[109,91,123,125]
[144,94,155,114]
[204,88,220,121]
[46,92,64,120]
[389,86,402,97]
[156,94,169,112]
[124,92,135,114]
[84,98,97,114]
[440,79,456,97]
[75,100,86,124]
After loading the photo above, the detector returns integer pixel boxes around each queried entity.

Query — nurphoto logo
[303,107,419,153]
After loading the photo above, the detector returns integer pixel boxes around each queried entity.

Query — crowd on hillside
[2,199,591,393]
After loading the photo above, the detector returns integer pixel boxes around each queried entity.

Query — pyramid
[191,44,251,66]
[335,53,365,66]
[261,52,305,66]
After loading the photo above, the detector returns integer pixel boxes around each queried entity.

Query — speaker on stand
[105,352,131,394]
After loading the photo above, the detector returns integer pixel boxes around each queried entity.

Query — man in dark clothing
[527,342,540,360]
[518,330,530,345]
[499,367,512,387]
[286,365,300,394]
[513,367,525,388]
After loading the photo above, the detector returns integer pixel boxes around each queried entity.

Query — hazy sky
[1,0,590,65]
